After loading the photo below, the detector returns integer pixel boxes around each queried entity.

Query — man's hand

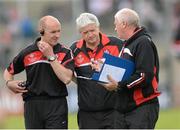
[101,75,118,91]
[6,80,28,94]
[38,41,54,57]
[91,59,105,71]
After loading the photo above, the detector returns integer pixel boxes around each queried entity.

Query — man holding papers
[92,53,135,83]
[101,8,161,129]
[70,13,123,129]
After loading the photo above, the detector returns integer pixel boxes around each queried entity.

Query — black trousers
[114,100,159,129]
[78,109,116,129]
[24,97,68,129]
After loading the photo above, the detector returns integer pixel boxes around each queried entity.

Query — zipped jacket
[116,27,161,112]
[71,33,123,111]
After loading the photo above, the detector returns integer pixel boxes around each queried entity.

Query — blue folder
[92,53,135,83]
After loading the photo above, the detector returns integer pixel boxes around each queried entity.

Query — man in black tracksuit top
[70,13,123,129]
[102,8,161,129]
[3,16,74,129]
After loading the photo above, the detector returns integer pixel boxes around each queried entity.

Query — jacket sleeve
[7,50,25,75]
[62,48,74,72]
[118,37,155,90]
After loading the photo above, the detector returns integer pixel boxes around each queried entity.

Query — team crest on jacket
[104,49,110,54]
[29,53,35,58]
[76,54,84,64]
[27,53,38,62]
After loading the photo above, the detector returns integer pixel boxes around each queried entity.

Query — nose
[87,31,93,37]
[55,31,60,37]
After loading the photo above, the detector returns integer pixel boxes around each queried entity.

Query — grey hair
[115,8,140,27]
[76,13,100,31]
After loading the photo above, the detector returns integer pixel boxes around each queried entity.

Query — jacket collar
[125,27,150,45]
[75,33,110,59]
[76,33,110,49]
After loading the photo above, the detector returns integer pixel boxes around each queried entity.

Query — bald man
[3,15,74,129]
[101,8,161,129]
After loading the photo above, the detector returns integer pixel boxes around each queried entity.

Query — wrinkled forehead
[79,23,99,33]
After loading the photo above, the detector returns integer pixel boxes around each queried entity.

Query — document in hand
[92,53,135,83]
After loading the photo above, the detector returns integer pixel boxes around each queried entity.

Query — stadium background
[0,0,180,128]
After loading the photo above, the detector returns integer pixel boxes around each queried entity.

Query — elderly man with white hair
[102,8,161,129]
[70,13,123,129]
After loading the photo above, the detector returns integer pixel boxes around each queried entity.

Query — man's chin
[88,40,97,45]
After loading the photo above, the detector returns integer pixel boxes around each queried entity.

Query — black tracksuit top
[70,33,123,111]
[116,27,161,112]
[7,37,74,101]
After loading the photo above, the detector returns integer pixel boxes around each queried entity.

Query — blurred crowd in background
[0,0,180,126]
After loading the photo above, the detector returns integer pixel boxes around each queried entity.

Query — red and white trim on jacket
[9,63,15,75]
[62,58,73,66]
[133,67,161,106]
[127,73,145,89]
[76,75,92,80]
[23,51,67,67]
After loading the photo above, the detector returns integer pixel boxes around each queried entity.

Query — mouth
[88,36,96,41]
[53,37,59,42]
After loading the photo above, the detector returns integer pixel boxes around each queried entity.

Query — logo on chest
[27,53,41,62]
[76,54,84,64]
[104,49,110,54]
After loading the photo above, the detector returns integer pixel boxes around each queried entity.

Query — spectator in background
[116,0,133,9]
[172,1,180,59]
[3,15,74,129]
[0,7,19,69]
[84,0,114,27]
[20,17,36,41]
[101,8,161,129]
[172,21,180,59]
[0,29,12,69]
[70,13,123,129]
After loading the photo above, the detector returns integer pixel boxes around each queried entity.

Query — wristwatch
[47,55,57,62]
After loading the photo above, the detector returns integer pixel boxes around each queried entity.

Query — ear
[38,24,44,36]
[39,30,44,35]
[122,21,127,28]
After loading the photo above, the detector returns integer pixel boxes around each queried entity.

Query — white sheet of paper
[99,64,126,83]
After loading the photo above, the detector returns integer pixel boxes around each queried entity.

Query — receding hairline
[38,15,61,31]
